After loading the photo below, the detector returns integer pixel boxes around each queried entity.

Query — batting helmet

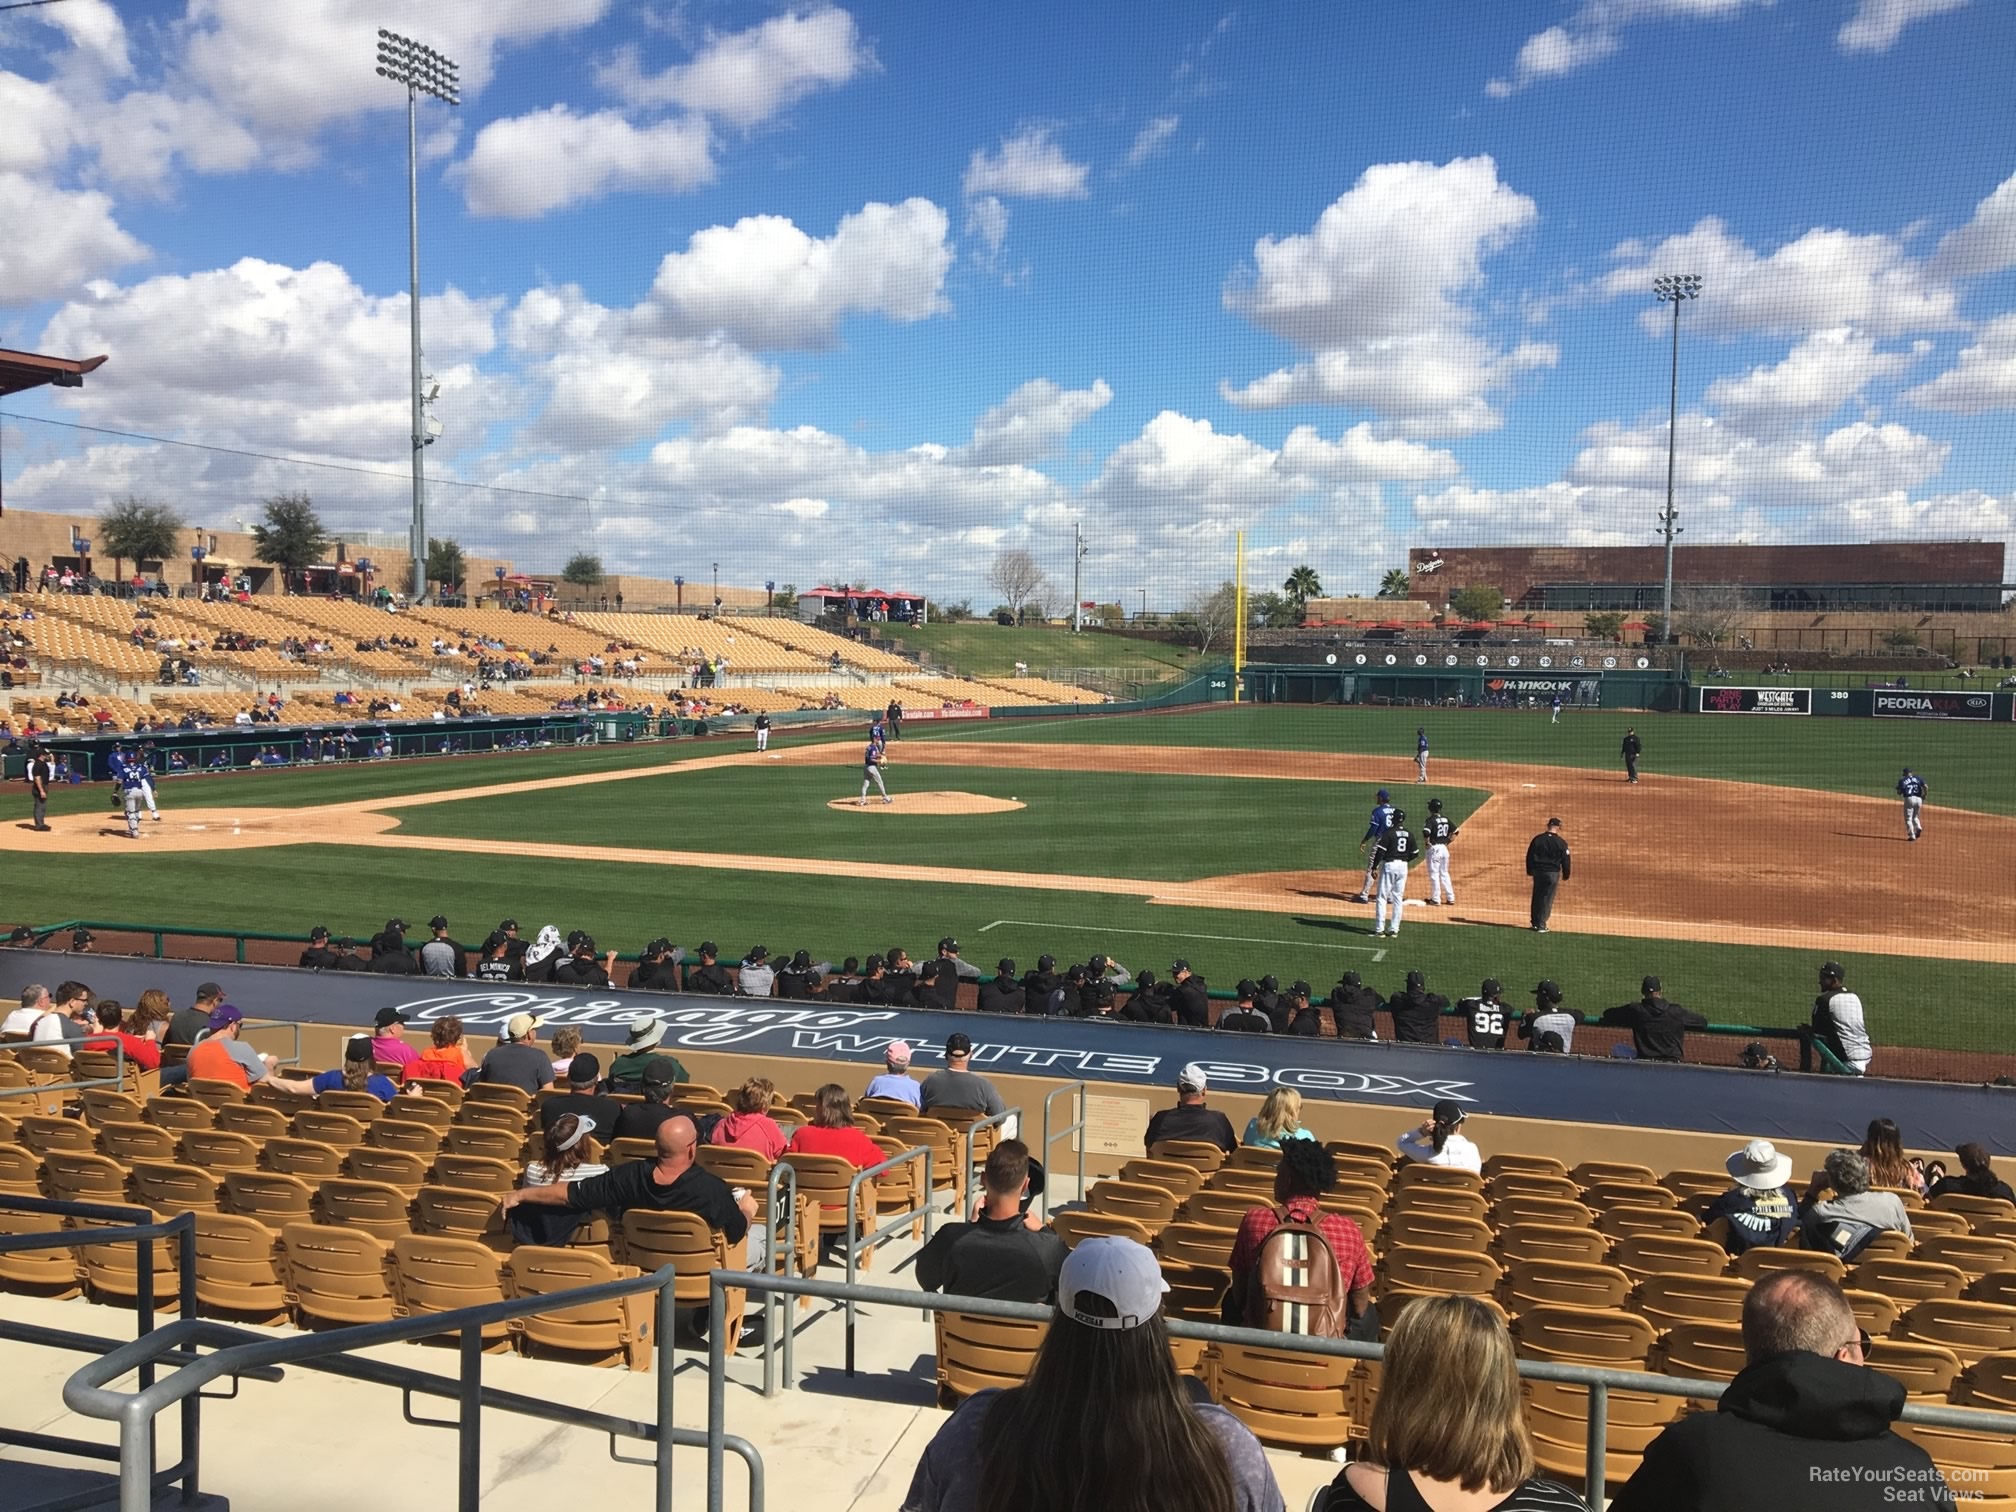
[1391,808,1406,823]
[1427,798,1443,810]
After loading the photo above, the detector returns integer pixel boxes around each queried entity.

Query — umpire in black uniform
[1621,728,1642,784]
[1525,817,1571,932]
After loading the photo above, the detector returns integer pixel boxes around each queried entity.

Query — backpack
[1245,1208,1351,1337]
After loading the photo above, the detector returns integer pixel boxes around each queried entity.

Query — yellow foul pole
[1233,529,1246,703]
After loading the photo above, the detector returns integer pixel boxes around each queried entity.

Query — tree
[1282,564,1324,615]
[426,537,466,594]
[1186,581,1239,655]
[562,552,604,589]
[772,582,798,610]
[987,549,1046,623]
[1584,611,1627,642]
[1880,627,1921,651]
[1671,585,1748,649]
[1377,568,1411,599]
[249,492,329,578]
[1248,590,1293,628]
[1641,613,1668,645]
[97,496,184,583]
[1448,583,1504,623]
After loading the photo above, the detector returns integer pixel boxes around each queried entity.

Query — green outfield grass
[916,704,2016,816]
[880,621,1202,678]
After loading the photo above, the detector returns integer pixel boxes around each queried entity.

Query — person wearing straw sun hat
[901,1236,1284,1512]
[607,1015,685,1092]
[1704,1140,1802,1256]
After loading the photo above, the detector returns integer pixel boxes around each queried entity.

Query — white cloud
[1087,412,1298,520]
[1220,157,1552,436]
[953,378,1113,466]
[0,173,147,306]
[1488,0,1767,96]
[1929,169,2016,278]
[457,107,713,218]
[599,7,872,127]
[1599,216,1962,337]
[645,198,953,349]
[78,90,262,187]
[1122,114,1180,170]
[965,195,1009,257]
[0,73,76,175]
[963,126,1090,200]
[1276,423,1464,482]
[39,0,131,77]
[1838,0,1971,54]
[1905,313,2016,412]
[1703,326,1923,431]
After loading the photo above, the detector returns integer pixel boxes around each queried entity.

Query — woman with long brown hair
[903,1236,1281,1512]
[1859,1118,1922,1194]
[1325,1295,1582,1511]
[521,1112,607,1189]
[127,988,174,1042]
[784,1082,883,1169]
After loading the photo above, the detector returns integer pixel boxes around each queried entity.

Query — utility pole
[1071,523,1085,633]
[1653,273,1702,641]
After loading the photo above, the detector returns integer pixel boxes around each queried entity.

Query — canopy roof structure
[0,347,107,400]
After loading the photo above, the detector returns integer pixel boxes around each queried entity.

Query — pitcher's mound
[826,790,1025,815]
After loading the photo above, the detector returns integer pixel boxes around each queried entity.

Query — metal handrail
[704,1268,2016,1512]
[841,1145,934,1376]
[758,1157,797,1398]
[0,1038,130,1104]
[1039,1082,1087,1220]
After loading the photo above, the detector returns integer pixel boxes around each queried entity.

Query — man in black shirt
[537,1053,623,1134]
[329,936,369,972]
[1621,727,1642,784]
[915,1140,1064,1304]
[475,935,524,984]
[551,936,616,987]
[1019,954,1060,1011]
[883,947,918,1001]
[1524,817,1572,933]
[612,1057,682,1141]
[1252,975,1282,1027]
[494,920,528,966]
[628,938,680,992]
[1143,1063,1237,1154]
[1168,959,1211,1027]
[1328,970,1382,1040]
[976,961,1025,1014]
[1218,982,1271,1034]
[366,929,419,975]
[685,941,734,995]
[297,926,339,970]
[167,982,223,1046]
[1119,969,1171,1023]
[1077,956,1118,1018]
[1386,969,1449,1044]
[1458,978,1511,1050]
[1277,981,1322,1037]
[851,955,894,1004]
[1602,976,1708,1062]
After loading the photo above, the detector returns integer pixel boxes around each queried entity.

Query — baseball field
[5,701,2011,1073]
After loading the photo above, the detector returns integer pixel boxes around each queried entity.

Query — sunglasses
[1840,1329,1873,1357]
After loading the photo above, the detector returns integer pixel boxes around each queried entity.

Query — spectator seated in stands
[1705,1140,1802,1256]
[1609,1272,1951,1512]
[537,1053,621,1135]
[1600,976,1707,1062]
[1325,1294,1581,1511]
[1926,1141,2015,1204]
[920,1032,1008,1122]
[329,936,368,971]
[186,1003,317,1095]
[546,1026,582,1079]
[18,980,95,1055]
[369,1006,420,1069]
[310,1035,400,1102]
[863,1041,922,1107]
[1241,1087,1316,1151]
[785,1083,885,1169]
[1,982,53,1043]
[83,999,161,1072]
[1858,1118,1925,1195]
[613,1058,681,1142]
[607,1018,686,1091]
[1228,1138,1373,1337]
[902,1235,1283,1512]
[522,1112,607,1191]
[915,1138,1063,1303]
[1385,970,1448,1045]
[408,1015,477,1086]
[1799,1148,1912,1260]
[1396,1100,1482,1173]
[1218,981,1272,1034]
[737,944,776,997]
[477,1012,554,1094]
[1328,970,1382,1041]
[1142,1062,1237,1155]
[712,1077,787,1160]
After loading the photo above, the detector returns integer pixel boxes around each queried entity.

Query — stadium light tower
[1652,273,1702,641]
[375,29,459,604]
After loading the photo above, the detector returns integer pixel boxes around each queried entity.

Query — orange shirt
[185,1036,249,1089]
[409,1049,469,1084]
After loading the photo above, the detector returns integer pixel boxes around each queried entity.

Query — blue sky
[3,0,2014,605]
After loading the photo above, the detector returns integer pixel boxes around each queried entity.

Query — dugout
[1243,662,1684,711]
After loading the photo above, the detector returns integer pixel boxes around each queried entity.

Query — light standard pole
[765,579,775,618]
[712,562,720,615]
[1652,273,1702,642]
[375,29,459,606]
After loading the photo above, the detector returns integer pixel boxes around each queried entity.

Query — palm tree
[1282,565,1323,623]
[1378,568,1411,598]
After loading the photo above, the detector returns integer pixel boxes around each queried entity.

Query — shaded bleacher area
[4,1025,2015,1506]
[1,593,1106,738]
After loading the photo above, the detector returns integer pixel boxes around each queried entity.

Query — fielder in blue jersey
[114,752,151,838]
[1414,727,1429,784]
[1355,789,1396,901]
[1897,768,1927,841]
[860,732,891,805]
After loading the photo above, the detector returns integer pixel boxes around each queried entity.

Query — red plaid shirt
[1229,1197,1375,1292]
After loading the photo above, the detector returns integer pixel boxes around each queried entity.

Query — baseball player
[1369,806,1420,937]
[1458,978,1510,1050]
[1354,789,1396,903]
[114,748,150,838]
[1414,727,1429,783]
[753,712,771,753]
[859,730,891,805]
[1550,691,1563,724]
[1621,727,1642,784]
[1423,797,1460,905]
[131,744,160,820]
[1896,768,1926,841]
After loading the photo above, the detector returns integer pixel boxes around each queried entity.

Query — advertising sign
[1871,690,1993,721]
[1699,686,1812,715]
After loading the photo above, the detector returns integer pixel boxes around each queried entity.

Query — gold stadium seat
[0,1145,46,1196]
[1896,1422,2016,1473]
[1585,1182,1679,1211]
[1919,1235,2016,1286]
[1660,1169,1732,1202]
[1574,1161,1657,1187]
[1148,1139,1226,1174]
[780,1152,875,1262]
[222,1169,315,1226]
[19,1116,95,1156]
[1657,1322,1747,1381]
[1974,1274,2016,1308]
[261,1138,346,1180]
[453,1101,530,1135]
[143,1097,213,1132]
[1384,1210,1493,1256]
[1633,1273,1752,1332]
[1206,1166,1278,1199]
[1332,1178,1390,1215]
[1393,1164,1483,1195]
[130,1161,224,1216]
[1502,1259,1633,1316]
[212,1103,286,1137]
[1486,1173,1584,1205]
[1382,1243,1502,1298]
[43,1150,130,1204]
[282,1223,397,1328]
[883,1117,964,1211]
[1323,1139,1395,1168]
[1850,1257,1968,1304]
[1967,1352,2016,1412]
[1389,1185,1490,1223]
[1483,1153,1569,1180]
[1734,1246,1846,1283]
[1525,1376,1675,1492]
[1515,1304,1657,1367]
[178,1129,262,1171]
[343,1147,430,1193]
[1865,1338,1964,1400]
[388,1236,512,1350]
[606,1138,657,1168]
[315,1090,390,1121]
[185,1079,247,1111]
[1495,1223,1611,1267]
[1226,1144,1282,1173]
[1155,1221,1239,1270]
[616,1210,747,1354]
[1053,1210,1155,1248]
[1930,1192,2016,1224]
[412,1186,508,1251]
[291,1110,367,1149]
[1331,1155,1396,1187]
[858,1096,917,1122]
[1897,1300,2016,1366]
[1909,1210,1976,1242]
[430,1154,517,1194]
[0,1205,82,1296]
[78,1089,146,1127]
[1492,1196,1596,1231]
[404,1079,465,1109]
[464,1084,532,1113]
[1855,1230,1914,1263]
[366,1119,444,1158]
[70,1214,178,1310]
[97,1122,178,1165]
[1088,1180,1178,1236]
[318,1179,412,1240]
[503,1246,652,1370]
[384,1097,455,1133]
[1844,1289,1901,1337]
[936,1311,1046,1404]
[441,1125,523,1162]
[1118,1159,1205,1202]
[1210,1342,1355,1451]
[1179,1189,1258,1231]
[1597,1206,1700,1244]
[191,1213,289,1324]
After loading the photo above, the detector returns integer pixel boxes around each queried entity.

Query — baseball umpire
[1524,817,1571,933]
[1621,726,1642,784]
[1423,797,1459,906]
[1369,806,1420,937]
[1354,789,1396,902]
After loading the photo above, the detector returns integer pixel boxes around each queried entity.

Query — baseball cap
[1547,816,1562,828]
[699,940,718,957]
[568,1052,601,1082]
[71,928,94,945]
[885,1041,913,1066]
[1177,1062,1208,1092]
[499,919,519,931]
[342,1034,372,1061]
[1641,975,1662,994]
[566,929,587,949]
[1171,958,1190,973]
[919,960,940,981]
[1533,979,1563,1003]
[309,926,330,941]
[1058,1237,1168,1331]
[573,935,597,954]
[641,1057,677,1087]
[384,918,407,933]
[1037,954,1055,971]
[1391,807,1406,823]
[1289,980,1311,999]
[938,937,959,953]
[1481,978,1502,996]
[745,944,767,961]
[505,1012,542,1039]
[206,1003,243,1030]
[195,981,224,1002]
[7,926,32,943]
[1236,979,1258,1000]
[429,915,449,930]
[374,1006,410,1029]
[1339,970,1362,988]
[1427,798,1443,810]
[1432,1099,1466,1126]
[1376,789,1389,801]
[1819,961,1844,978]
[996,958,1015,976]
[944,1032,973,1056]
[1261,974,1278,992]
